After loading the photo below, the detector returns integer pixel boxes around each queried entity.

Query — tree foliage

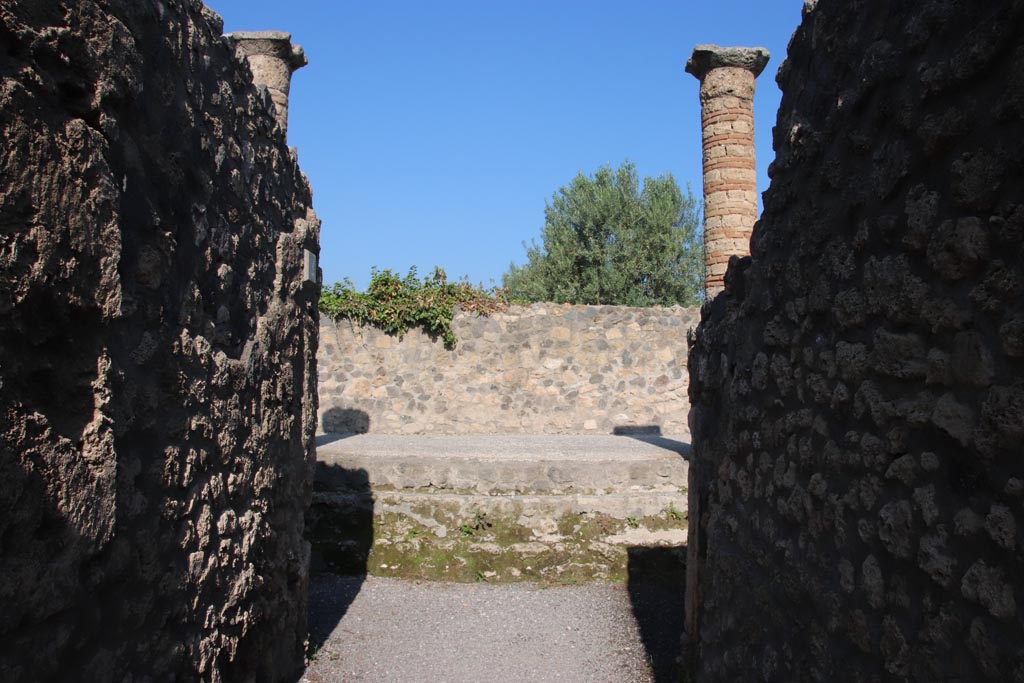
[503,161,703,306]
[319,267,508,348]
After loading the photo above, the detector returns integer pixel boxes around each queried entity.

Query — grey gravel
[301,574,679,683]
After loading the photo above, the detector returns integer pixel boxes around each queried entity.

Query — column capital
[227,31,307,72]
[685,44,770,81]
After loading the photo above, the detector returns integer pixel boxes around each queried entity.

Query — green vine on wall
[319,267,509,348]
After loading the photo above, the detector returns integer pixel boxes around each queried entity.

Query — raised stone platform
[307,434,690,583]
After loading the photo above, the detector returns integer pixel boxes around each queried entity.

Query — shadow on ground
[627,545,687,683]
[314,432,356,448]
[613,425,692,461]
[304,461,374,659]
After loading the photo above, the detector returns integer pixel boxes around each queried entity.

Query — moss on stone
[307,504,687,583]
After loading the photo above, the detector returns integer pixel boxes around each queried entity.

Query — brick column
[686,45,769,298]
[228,31,307,137]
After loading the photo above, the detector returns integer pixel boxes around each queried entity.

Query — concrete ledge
[316,433,690,495]
[316,433,691,460]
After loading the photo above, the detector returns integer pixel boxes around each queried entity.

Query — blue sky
[208,1,805,289]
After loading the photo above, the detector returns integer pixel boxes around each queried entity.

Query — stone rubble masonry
[0,1,319,681]
[686,44,769,299]
[319,304,700,435]
[688,0,1023,680]
[228,30,307,137]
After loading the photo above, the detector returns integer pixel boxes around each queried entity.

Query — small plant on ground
[319,266,509,348]
[626,516,640,528]
[459,510,493,537]
[472,510,492,531]
[666,503,685,522]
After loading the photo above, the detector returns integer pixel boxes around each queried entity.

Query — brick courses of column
[686,45,769,298]
[228,31,307,137]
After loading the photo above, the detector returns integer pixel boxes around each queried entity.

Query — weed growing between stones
[665,503,685,522]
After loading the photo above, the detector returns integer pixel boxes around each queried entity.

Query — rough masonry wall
[688,0,1023,680]
[0,2,318,680]
[319,304,697,434]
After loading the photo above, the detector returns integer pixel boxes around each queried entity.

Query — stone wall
[0,2,318,680]
[688,0,1023,680]
[319,304,698,435]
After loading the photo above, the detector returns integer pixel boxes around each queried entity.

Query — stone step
[307,434,690,583]
[314,433,690,496]
[314,490,689,529]
[308,490,688,584]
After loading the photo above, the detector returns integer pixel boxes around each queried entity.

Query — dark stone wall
[0,1,319,680]
[688,0,1023,680]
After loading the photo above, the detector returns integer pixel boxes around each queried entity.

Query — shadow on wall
[1,452,107,679]
[626,545,687,683]
[319,407,370,444]
[613,425,692,461]
[612,425,663,436]
[303,464,373,661]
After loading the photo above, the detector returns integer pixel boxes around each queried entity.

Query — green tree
[503,161,703,306]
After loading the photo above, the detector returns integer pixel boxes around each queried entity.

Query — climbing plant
[319,267,509,348]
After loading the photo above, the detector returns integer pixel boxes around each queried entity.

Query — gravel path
[301,573,683,683]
